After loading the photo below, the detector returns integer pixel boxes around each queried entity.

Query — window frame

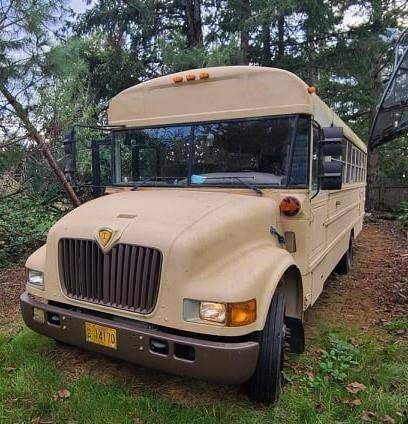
[341,137,367,185]
[310,120,321,193]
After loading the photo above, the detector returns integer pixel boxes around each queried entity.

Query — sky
[70,0,91,14]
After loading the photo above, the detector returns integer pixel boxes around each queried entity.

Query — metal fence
[367,185,408,211]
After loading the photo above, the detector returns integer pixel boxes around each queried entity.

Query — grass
[0,322,407,424]
[383,318,408,332]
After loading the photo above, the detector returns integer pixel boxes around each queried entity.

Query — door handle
[336,200,341,207]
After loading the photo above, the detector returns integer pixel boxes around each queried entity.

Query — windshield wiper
[131,176,187,190]
[131,177,155,190]
[229,176,263,196]
[131,175,263,196]
[198,176,263,196]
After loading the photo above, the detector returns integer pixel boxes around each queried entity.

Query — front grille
[58,239,162,313]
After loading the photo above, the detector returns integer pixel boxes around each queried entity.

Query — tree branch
[0,82,81,207]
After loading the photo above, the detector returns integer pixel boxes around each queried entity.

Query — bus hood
[47,189,278,260]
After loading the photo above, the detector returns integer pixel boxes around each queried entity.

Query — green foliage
[318,334,359,382]
[383,319,408,332]
[0,195,62,267]
[378,136,408,184]
[301,334,359,388]
[397,201,408,227]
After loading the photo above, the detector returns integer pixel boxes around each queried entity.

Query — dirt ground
[0,220,407,405]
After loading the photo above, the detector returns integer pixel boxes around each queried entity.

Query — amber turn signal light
[227,299,256,326]
[279,196,301,216]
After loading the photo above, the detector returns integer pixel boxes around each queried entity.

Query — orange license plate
[85,322,117,349]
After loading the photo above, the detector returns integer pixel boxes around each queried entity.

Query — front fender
[25,244,46,272]
[25,244,47,296]
[178,242,299,333]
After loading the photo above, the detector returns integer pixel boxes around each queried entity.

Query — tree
[0,0,81,207]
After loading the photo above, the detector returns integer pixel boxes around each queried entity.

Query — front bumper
[20,292,259,384]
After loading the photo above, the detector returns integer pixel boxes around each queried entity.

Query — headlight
[27,269,44,288]
[197,299,257,326]
[199,302,227,323]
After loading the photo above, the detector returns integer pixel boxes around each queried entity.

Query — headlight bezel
[185,298,257,327]
[27,269,44,289]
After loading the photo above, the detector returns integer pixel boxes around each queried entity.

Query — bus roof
[108,66,366,152]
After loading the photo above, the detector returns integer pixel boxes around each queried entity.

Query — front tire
[246,292,286,404]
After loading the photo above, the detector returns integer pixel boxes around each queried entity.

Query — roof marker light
[173,76,183,83]
[186,73,196,81]
[199,71,209,80]
[307,86,316,94]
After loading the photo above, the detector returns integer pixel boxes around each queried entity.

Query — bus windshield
[113,116,309,188]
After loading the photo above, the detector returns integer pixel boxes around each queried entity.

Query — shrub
[0,195,62,267]
[397,201,408,227]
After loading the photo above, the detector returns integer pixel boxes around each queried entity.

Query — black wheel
[336,234,354,274]
[246,292,286,404]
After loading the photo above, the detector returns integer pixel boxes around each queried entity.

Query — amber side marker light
[227,299,257,326]
[307,85,316,94]
[280,196,301,216]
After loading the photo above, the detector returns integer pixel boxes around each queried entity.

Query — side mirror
[63,127,76,184]
[320,126,343,190]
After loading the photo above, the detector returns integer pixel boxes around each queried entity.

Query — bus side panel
[326,186,361,245]
[309,192,328,304]
[310,185,364,305]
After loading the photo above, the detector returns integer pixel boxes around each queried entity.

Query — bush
[397,201,408,227]
[0,195,62,267]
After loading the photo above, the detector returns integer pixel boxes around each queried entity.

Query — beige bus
[21,66,367,403]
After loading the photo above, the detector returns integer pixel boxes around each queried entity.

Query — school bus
[21,66,367,403]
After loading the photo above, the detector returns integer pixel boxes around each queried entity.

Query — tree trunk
[261,23,272,66]
[184,0,203,47]
[237,1,251,65]
[239,28,250,65]
[0,83,81,208]
[276,14,285,64]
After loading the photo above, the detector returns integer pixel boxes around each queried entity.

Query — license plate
[85,322,117,349]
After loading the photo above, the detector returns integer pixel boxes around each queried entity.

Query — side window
[288,118,309,186]
[311,123,320,192]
